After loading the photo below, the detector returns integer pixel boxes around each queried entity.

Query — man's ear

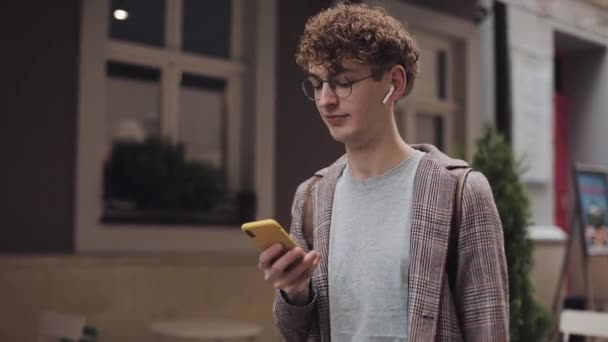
[390,65,407,98]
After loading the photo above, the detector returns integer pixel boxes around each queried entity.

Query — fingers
[258,243,321,291]
[270,247,305,275]
[258,243,285,270]
[268,249,319,288]
[275,251,320,290]
[264,248,304,283]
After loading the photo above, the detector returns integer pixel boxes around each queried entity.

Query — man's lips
[323,114,349,119]
[323,114,349,125]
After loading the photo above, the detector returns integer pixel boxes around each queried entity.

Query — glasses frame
[301,74,375,101]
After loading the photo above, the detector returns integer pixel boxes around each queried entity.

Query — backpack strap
[303,176,321,250]
[447,167,473,293]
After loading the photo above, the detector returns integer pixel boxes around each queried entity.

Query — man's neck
[345,126,416,180]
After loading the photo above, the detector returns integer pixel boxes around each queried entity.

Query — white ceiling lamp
[113,0,129,21]
[114,9,129,20]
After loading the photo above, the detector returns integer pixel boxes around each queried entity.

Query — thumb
[311,251,321,267]
[308,250,320,259]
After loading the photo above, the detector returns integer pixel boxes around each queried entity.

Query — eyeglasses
[301,74,375,101]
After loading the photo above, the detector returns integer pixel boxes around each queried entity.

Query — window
[416,113,445,151]
[105,61,162,142]
[77,0,276,252]
[396,29,465,159]
[99,0,251,225]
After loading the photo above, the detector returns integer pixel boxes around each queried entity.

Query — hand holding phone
[242,219,321,305]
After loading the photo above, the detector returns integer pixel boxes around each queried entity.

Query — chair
[37,310,87,342]
[560,309,608,341]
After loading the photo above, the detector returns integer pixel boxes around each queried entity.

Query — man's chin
[327,127,348,143]
[329,132,354,146]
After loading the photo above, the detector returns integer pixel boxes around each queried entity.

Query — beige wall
[533,231,608,315]
[532,239,567,312]
[0,254,279,342]
[564,232,608,307]
[4,238,606,341]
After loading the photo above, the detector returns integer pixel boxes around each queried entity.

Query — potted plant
[473,126,553,341]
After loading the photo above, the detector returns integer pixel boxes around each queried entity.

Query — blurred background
[1,0,608,341]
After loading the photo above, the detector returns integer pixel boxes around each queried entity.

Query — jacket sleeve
[456,171,509,341]
[273,177,320,341]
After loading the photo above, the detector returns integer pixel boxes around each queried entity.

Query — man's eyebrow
[306,69,352,79]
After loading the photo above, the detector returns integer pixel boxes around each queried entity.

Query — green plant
[103,137,226,212]
[472,126,553,341]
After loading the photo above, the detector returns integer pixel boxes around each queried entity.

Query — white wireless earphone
[382,84,395,104]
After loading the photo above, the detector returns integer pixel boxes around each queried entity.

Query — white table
[150,319,262,341]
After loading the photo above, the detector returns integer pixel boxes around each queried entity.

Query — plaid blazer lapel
[408,152,458,341]
[311,156,347,341]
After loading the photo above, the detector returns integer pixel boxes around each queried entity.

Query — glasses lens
[331,76,351,98]
[302,79,319,100]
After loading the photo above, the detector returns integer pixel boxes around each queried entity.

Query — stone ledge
[529,225,568,243]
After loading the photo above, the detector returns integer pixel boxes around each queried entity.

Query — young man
[258,4,509,341]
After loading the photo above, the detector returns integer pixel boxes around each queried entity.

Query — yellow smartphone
[241,219,297,251]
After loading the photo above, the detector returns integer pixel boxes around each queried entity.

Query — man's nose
[317,82,338,107]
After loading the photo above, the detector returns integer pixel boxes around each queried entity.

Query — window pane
[106,61,161,142]
[437,50,447,100]
[179,73,226,168]
[103,61,162,215]
[409,43,438,100]
[109,0,165,47]
[102,69,235,225]
[416,113,444,151]
[182,0,231,58]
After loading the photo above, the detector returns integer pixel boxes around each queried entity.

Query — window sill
[101,209,248,226]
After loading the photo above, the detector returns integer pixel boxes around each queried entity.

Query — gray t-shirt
[328,150,424,342]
